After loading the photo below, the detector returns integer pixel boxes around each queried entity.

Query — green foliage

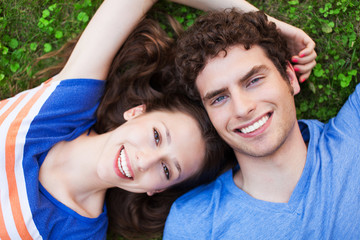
[152,1,202,33]
[253,0,359,121]
[2,0,358,121]
[0,0,102,99]
[1,0,359,239]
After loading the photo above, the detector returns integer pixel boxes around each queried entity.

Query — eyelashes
[209,76,264,106]
[153,128,171,180]
[153,128,161,146]
[162,162,170,180]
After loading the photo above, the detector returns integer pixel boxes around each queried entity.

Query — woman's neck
[39,130,109,218]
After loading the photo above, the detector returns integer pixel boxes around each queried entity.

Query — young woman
[0,0,316,239]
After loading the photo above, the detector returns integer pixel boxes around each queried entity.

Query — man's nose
[232,90,256,118]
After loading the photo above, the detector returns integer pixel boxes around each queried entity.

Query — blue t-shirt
[163,84,360,240]
[0,79,107,239]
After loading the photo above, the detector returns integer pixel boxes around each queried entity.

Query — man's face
[196,45,300,159]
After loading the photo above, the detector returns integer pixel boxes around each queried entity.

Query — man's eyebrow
[241,65,270,83]
[203,88,227,102]
[202,65,270,102]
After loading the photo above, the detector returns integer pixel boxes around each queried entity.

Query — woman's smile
[114,146,134,180]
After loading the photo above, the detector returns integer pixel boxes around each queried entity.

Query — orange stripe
[44,78,52,84]
[0,96,27,239]
[0,99,9,111]
[5,84,50,239]
[0,95,27,127]
[0,191,11,240]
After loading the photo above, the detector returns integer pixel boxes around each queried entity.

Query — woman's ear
[286,62,300,95]
[123,104,146,120]
[147,189,165,196]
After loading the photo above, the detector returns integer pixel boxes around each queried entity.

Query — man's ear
[123,104,146,121]
[286,62,300,95]
[146,189,165,196]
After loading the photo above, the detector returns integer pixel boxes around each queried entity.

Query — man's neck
[233,123,307,203]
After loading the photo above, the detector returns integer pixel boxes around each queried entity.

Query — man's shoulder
[164,169,233,239]
[174,168,232,210]
[166,168,233,224]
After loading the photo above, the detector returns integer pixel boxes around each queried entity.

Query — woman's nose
[136,150,162,171]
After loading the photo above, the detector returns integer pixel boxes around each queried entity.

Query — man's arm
[54,0,157,82]
[170,0,316,82]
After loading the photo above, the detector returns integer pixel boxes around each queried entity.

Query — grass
[252,0,360,121]
[1,0,359,121]
[1,0,359,239]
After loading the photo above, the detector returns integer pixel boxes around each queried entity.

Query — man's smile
[233,112,273,137]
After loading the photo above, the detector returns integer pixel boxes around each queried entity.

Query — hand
[273,19,317,83]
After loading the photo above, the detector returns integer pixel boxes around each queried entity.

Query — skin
[40,0,206,218]
[96,107,205,195]
[40,106,205,217]
[37,0,315,219]
[196,45,307,203]
[171,0,317,82]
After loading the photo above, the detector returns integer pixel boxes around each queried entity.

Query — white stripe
[0,90,28,117]
[1,81,59,239]
[15,81,59,239]
[0,89,36,239]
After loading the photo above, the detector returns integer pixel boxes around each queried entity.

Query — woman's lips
[114,146,134,180]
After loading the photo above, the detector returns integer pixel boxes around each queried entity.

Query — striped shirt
[0,79,107,239]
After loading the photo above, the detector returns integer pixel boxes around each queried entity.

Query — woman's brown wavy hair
[98,16,234,240]
[35,15,234,239]
[175,9,292,101]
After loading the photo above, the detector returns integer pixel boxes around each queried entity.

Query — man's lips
[234,112,272,137]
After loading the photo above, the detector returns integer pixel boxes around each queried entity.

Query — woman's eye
[153,128,161,146]
[162,162,170,180]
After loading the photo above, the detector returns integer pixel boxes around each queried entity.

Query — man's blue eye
[248,78,261,87]
[213,95,226,104]
[153,128,160,145]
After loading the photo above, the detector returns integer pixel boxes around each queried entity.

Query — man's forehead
[195,45,268,89]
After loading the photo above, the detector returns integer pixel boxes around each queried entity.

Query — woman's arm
[54,0,157,82]
[268,19,316,82]
[170,0,316,82]
[170,0,257,12]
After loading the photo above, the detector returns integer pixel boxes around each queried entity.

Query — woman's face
[97,106,205,196]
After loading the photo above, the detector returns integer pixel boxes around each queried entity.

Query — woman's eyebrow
[161,121,171,145]
[175,161,182,178]
[161,121,182,178]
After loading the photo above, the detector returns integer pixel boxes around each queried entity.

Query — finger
[298,39,316,57]
[299,72,311,83]
[292,50,317,65]
[294,59,317,74]
[293,59,316,79]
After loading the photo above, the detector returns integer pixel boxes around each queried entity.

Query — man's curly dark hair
[175,9,292,100]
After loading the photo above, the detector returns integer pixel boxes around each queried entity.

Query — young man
[163,10,360,239]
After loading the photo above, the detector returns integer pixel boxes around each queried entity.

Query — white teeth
[240,115,269,134]
[117,148,132,178]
